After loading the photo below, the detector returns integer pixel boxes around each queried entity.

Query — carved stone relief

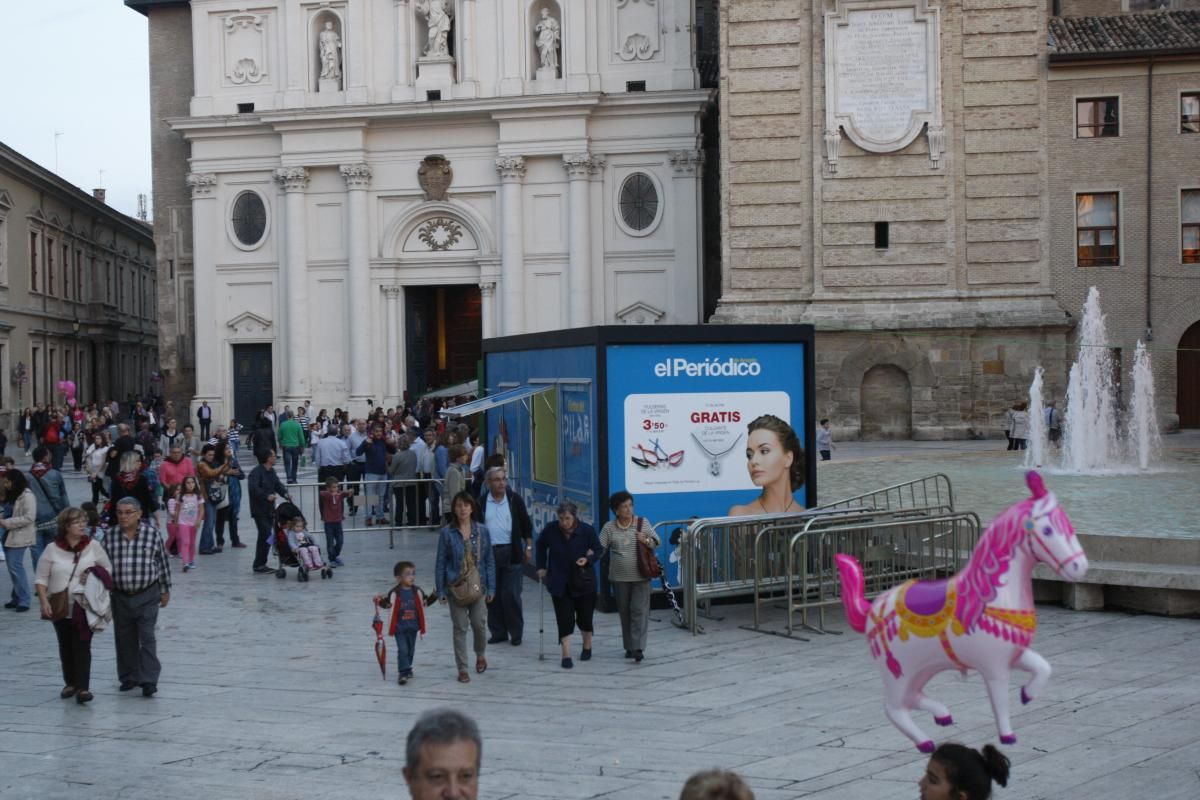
[614,0,660,62]
[417,155,453,201]
[224,13,268,86]
[316,17,343,92]
[402,216,478,252]
[616,301,665,325]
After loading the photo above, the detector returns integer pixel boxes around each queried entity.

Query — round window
[618,173,659,233]
[230,191,268,248]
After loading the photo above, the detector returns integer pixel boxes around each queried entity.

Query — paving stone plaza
[1,440,1197,800]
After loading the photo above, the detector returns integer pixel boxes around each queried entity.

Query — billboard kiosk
[450,325,815,589]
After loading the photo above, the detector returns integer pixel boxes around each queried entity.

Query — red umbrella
[372,599,387,679]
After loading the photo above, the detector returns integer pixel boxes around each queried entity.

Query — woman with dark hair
[919,743,1010,800]
[34,507,113,704]
[1,469,38,611]
[536,501,601,669]
[434,490,495,683]
[599,490,659,663]
[197,443,233,553]
[727,414,806,517]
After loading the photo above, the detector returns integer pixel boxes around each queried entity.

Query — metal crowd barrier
[678,474,961,634]
[284,477,444,550]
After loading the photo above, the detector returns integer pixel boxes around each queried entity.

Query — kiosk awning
[439,385,552,417]
[422,379,479,399]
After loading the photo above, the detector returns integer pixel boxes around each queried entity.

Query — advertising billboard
[605,341,813,586]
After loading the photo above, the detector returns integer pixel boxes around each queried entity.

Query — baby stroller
[273,502,333,582]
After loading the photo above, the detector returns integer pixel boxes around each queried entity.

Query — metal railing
[677,474,962,634]
[282,477,444,549]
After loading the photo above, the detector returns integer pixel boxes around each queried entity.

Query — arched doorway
[1178,321,1200,428]
[861,364,912,439]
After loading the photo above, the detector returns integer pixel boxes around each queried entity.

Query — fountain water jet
[1130,340,1161,470]
[1029,287,1160,473]
[1024,367,1047,469]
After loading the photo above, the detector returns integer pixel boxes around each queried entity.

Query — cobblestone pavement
[0,450,1197,799]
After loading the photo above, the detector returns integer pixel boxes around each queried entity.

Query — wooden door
[232,344,273,427]
[1178,321,1200,428]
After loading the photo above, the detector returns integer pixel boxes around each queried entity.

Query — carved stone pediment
[0,189,12,210]
[227,311,273,336]
[616,301,665,325]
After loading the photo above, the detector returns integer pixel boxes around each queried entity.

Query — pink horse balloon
[835,471,1088,753]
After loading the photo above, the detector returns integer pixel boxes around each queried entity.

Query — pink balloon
[835,471,1089,752]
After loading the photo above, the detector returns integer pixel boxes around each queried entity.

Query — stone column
[669,149,704,322]
[381,285,405,404]
[459,0,477,96]
[392,0,414,102]
[340,163,373,405]
[563,152,593,326]
[588,155,607,324]
[273,166,310,401]
[479,281,496,339]
[186,172,219,409]
[495,156,526,335]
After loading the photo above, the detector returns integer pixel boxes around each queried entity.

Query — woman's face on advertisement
[746,428,791,488]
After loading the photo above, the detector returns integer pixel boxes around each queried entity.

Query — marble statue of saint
[534,8,560,71]
[416,0,453,58]
[318,21,342,81]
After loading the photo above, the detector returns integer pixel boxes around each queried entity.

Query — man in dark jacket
[27,446,69,566]
[248,450,290,574]
[478,466,533,645]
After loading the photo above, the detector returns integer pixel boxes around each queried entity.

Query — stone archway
[861,364,913,439]
[1178,320,1200,428]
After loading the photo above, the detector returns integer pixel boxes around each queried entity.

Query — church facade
[129,0,713,423]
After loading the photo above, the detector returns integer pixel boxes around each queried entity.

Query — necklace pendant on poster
[690,432,742,479]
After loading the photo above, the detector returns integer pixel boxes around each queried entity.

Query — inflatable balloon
[835,471,1088,752]
[56,379,77,407]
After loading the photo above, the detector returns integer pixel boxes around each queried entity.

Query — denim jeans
[365,472,388,518]
[3,545,31,607]
[31,528,55,569]
[199,499,217,552]
[394,628,418,677]
[282,447,302,483]
[324,521,344,561]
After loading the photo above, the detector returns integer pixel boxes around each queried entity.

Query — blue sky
[1,1,151,219]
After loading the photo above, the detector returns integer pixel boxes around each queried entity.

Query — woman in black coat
[535,501,601,669]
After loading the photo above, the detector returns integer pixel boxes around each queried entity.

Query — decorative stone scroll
[824,0,943,171]
[186,173,217,199]
[224,13,268,86]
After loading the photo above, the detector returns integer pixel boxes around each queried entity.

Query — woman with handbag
[599,491,660,663]
[535,501,601,669]
[434,490,495,683]
[34,507,113,704]
[1,469,38,612]
[196,444,231,554]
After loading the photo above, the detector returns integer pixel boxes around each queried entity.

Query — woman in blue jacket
[435,491,495,683]
[535,501,601,669]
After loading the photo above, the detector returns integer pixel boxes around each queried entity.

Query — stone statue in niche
[416,0,453,59]
[534,8,561,73]
[318,21,342,89]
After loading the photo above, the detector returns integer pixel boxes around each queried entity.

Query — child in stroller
[273,502,333,581]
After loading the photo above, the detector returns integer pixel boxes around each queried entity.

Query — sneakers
[182,564,190,573]
[332,558,345,567]
[253,565,274,574]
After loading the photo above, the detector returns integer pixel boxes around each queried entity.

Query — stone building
[127,0,715,424]
[0,142,159,429]
[1046,9,1200,430]
[715,0,1071,440]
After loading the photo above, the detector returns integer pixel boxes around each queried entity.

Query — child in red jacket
[374,561,433,685]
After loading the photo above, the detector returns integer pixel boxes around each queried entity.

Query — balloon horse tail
[834,554,870,634]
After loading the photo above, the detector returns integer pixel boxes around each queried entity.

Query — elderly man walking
[479,467,533,646]
[104,497,172,697]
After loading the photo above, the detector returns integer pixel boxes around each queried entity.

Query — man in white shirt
[479,467,532,646]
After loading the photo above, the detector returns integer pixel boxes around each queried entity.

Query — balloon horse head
[835,471,1088,753]
[56,379,77,407]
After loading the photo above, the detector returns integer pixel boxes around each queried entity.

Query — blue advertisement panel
[484,346,599,533]
[605,342,810,586]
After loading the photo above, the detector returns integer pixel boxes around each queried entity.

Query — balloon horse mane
[835,471,1089,752]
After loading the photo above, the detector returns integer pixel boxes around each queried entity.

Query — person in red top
[318,477,353,567]
[375,561,429,685]
[158,445,196,498]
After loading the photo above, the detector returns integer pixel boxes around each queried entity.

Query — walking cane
[538,575,546,661]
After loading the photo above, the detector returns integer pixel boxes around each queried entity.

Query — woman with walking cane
[535,501,601,669]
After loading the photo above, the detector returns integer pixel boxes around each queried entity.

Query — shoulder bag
[448,529,484,606]
[206,475,229,507]
[47,551,83,621]
[635,517,662,580]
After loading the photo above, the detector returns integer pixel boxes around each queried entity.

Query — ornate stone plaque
[824,0,943,171]
[417,155,453,201]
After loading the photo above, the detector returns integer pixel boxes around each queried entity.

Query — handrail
[284,477,444,550]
